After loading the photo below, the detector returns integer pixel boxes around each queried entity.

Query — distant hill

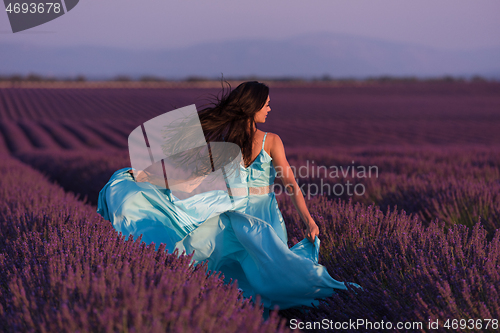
[1,32,499,79]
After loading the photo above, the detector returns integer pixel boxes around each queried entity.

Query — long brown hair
[157,80,269,180]
[198,80,270,166]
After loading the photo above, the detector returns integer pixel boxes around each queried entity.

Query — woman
[97,81,361,314]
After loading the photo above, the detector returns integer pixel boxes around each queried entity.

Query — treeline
[0,73,497,83]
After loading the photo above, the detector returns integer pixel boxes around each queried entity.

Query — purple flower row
[277,193,499,330]
[0,154,290,332]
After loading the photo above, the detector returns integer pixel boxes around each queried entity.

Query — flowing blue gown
[97,133,362,311]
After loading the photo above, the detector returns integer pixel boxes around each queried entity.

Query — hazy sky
[1,0,499,50]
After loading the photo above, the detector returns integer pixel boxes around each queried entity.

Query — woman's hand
[305,220,320,244]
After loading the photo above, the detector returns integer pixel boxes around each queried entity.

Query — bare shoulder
[265,132,285,158]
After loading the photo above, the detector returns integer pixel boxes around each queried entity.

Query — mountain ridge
[1,32,499,79]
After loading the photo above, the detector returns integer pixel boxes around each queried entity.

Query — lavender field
[1,81,500,332]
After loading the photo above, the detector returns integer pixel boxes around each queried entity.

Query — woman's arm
[268,133,320,243]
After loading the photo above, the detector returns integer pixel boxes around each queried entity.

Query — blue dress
[97,132,362,311]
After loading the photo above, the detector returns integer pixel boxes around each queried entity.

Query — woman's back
[246,130,271,168]
[227,131,276,189]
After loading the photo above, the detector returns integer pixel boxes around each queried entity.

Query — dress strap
[262,132,267,149]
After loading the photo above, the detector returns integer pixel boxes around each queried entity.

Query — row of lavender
[0,154,290,332]
[284,145,500,242]
[4,83,495,121]
[15,144,500,242]
[2,82,500,151]
[278,194,499,331]
[0,119,132,153]
[4,148,500,332]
